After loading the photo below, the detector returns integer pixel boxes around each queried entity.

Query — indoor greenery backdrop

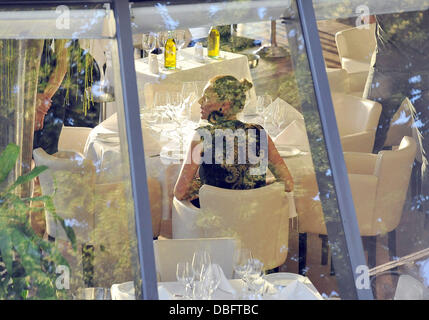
[0,143,75,299]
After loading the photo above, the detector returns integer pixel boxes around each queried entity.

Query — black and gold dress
[189,119,268,207]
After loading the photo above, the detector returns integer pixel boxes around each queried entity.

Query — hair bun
[240,78,253,91]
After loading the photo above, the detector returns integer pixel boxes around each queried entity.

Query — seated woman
[174,75,294,206]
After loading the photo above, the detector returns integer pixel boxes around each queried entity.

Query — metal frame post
[295,0,373,299]
[113,0,158,300]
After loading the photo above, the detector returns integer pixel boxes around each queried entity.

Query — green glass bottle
[207,26,220,59]
[164,31,176,69]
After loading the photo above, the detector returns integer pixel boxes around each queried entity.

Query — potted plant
[0,143,75,299]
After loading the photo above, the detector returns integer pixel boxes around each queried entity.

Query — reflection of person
[33,39,68,140]
[33,39,101,155]
[363,11,429,214]
[174,75,294,207]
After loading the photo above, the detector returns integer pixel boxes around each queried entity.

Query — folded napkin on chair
[208,264,236,295]
[265,98,304,125]
[273,119,310,151]
[274,279,323,300]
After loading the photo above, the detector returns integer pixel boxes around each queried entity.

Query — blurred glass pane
[0,4,141,300]
[122,0,358,300]
[321,0,429,299]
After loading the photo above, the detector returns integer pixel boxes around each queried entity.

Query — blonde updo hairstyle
[209,75,253,116]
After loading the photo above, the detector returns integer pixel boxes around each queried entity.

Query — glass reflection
[325,2,429,299]
[0,4,141,300]
[125,0,354,300]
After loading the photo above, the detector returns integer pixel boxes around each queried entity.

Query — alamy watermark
[56,265,70,290]
[56,5,70,30]
[355,265,370,290]
[355,5,371,29]
[160,127,269,176]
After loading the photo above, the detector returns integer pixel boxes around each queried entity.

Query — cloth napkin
[273,280,323,300]
[111,281,135,300]
[265,98,304,125]
[394,275,425,300]
[273,119,310,151]
[208,264,236,295]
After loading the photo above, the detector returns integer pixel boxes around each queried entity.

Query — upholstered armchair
[172,183,290,271]
[58,126,93,155]
[297,136,417,274]
[332,92,382,153]
[335,23,376,96]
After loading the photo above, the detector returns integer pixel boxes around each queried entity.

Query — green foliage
[0,143,75,300]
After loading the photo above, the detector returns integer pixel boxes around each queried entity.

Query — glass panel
[120,0,355,300]
[0,3,141,299]
[319,0,429,299]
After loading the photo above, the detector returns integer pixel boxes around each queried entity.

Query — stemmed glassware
[233,247,257,299]
[153,91,170,125]
[272,102,287,136]
[181,81,198,121]
[142,32,156,63]
[174,30,186,61]
[233,247,252,280]
[192,250,211,281]
[157,31,169,55]
[176,261,194,299]
[245,258,265,299]
[257,94,273,117]
[202,264,222,300]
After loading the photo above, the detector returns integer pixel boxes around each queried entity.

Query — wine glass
[142,33,156,62]
[202,264,221,300]
[192,250,211,281]
[233,247,252,280]
[153,91,170,125]
[181,81,198,120]
[233,247,252,298]
[176,261,194,299]
[169,91,183,109]
[246,258,264,299]
[257,94,272,116]
[157,31,169,54]
[174,30,186,61]
[192,279,208,300]
[273,102,287,136]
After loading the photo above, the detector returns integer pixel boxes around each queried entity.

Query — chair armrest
[344,152,378,175]
[341,131,375,153]
[172,197,202,239]
[348,173,378,235]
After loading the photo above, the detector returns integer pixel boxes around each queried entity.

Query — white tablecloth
[111,273,323,300]
[135,47,256,114]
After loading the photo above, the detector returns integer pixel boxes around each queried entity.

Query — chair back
[153,237,236,282]
[332,93,381,136]
[385,98,424,163]
[33,148,96,242]
[371,136,417,234]
[199,182,289,271]
[335,23,376,64]
[58,126,92,155]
